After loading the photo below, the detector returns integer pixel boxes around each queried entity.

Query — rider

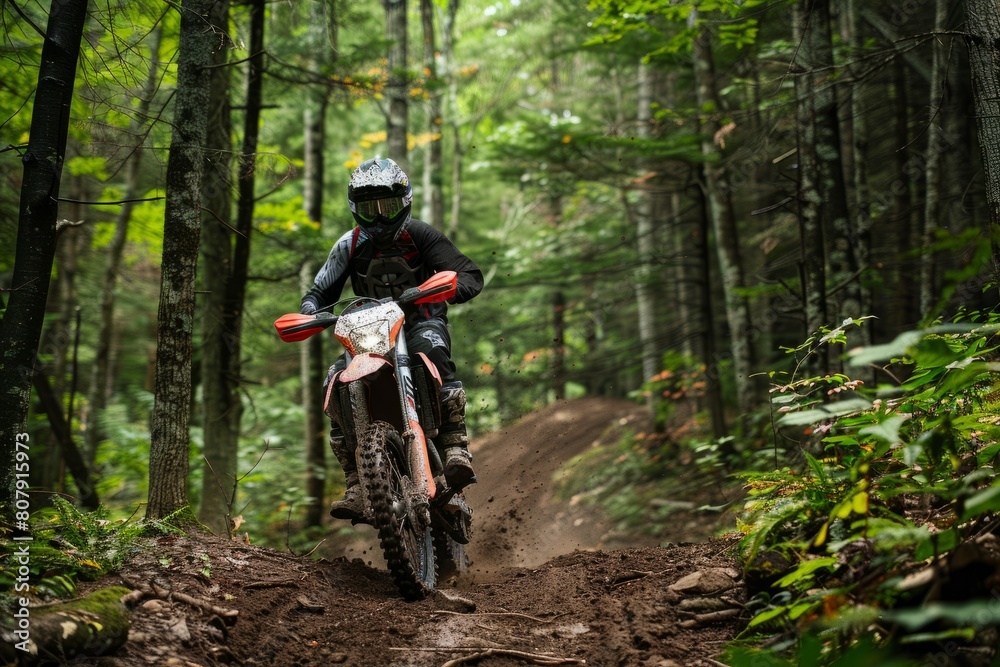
[300,156,484,522]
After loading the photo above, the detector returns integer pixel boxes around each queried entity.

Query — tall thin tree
[920,0,949,318]
[147,0,216,520]
[0,0,90,516]
[691,16,756,416]
[420,0,444,228]
[385,0,409,167]
[302,0,335,529]
[198,0,235,534]
[633,61,659,424]
[793,1,829,375]
[964,0,1000,286]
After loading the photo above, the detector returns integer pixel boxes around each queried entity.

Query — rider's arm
[301,229,355,314]
[410,222,484,304]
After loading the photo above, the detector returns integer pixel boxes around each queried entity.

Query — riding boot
[328,423,366,522]
[438,382,476,489]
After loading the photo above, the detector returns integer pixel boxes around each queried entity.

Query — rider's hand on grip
[398,287,420,305]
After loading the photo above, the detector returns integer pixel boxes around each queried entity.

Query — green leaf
[847,325,972,367]
[914,528,959,561]
[961,483,1000,521]
[748,604,789,628]
[847,330,923,367]
[777,398,871,427]
[899,628,977,643]
[774,557,838,588]
[803,451,828,484]
[909,337,964,368]
[859,415,907,447]
[883,600,999,630]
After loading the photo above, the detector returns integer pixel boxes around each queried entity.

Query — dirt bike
[274,271,472,600]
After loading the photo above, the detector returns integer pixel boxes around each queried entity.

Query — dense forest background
[3,0,999,526]
[5,0,1000,660]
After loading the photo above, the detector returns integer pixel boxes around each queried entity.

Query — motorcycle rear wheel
[360,421,437,600]
[435,531,470,581]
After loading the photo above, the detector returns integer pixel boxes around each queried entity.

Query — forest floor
[76,397,746,667]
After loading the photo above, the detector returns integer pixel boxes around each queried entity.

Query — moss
[0,586,132,663]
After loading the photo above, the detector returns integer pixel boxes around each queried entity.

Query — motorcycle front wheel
[359,421,437,600]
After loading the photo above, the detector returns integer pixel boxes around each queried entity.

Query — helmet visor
[354,196,407,223]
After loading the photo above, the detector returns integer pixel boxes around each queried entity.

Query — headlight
[348,320,392,355]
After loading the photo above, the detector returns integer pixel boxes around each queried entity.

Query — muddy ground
[77,398,746,666]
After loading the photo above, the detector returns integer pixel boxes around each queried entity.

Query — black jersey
[301,220,483,322]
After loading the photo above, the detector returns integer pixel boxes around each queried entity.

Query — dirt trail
[464,397,656,574]
[76,398,745,667]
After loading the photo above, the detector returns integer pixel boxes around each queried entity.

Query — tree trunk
[385,0,409,168]
[420,0,444,229]
[0,0,89,519]
[633,61,659,424]
[793,2,829,376]
[964,0,1000,286]
[86,25,163,470]
[691,18,756,416]
[921,0,948,318]
[889,60,918,335]
[442,0,462,238]
[198,0,235,535]
[696,184,728,439]
[552,289,567,401]
[807,0,855,339]
[302,98,328,529]
[147,0,216,521]
[212,0,265,525]
[38,197,87,494]
[550,194,567,401]
[845,0,873,379]
[32,371,98,509]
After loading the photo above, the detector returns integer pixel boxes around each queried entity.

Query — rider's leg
[325,358,366,522]
[408,320,476,489]
[438,381,476,489]
[327,422,366,521]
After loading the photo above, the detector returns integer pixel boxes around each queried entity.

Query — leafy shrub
[0,497,153,608]
[732,316,1000,663]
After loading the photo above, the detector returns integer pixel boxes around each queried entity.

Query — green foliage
[0,497,155,608]
[736,314,1000,662]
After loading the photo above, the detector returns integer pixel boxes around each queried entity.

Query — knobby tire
[360,421,436,600]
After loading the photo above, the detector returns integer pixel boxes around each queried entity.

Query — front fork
[393,335,438,503]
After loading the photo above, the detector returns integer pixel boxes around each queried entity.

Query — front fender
[340,353,392,383]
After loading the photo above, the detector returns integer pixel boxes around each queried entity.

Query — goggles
[354,196,407,222]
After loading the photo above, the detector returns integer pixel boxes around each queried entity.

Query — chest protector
[350,229,424,299]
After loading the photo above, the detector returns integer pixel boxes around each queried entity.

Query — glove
[300,300,318,315]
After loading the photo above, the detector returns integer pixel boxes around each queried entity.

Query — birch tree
[633,61,659,423]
